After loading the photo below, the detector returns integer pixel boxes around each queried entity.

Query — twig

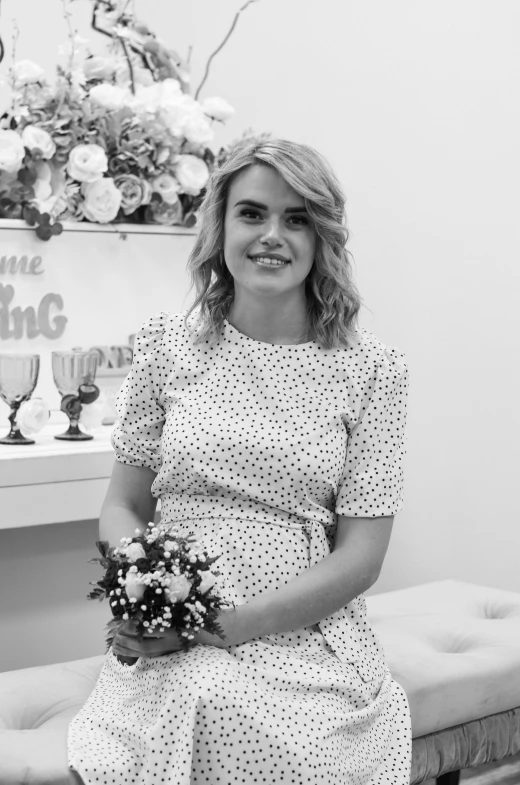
[0,0,4,65]
[194,0,259,101]
[10,18,19,112]
[91,0,155,83]
[61,0,77,82]
[119,36,135,94]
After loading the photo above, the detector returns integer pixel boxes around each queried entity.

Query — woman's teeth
[250,256,289,268]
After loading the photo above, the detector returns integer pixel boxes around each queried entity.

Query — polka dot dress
[68,310,412,784]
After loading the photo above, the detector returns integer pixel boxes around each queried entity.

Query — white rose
[201,96,235,122]
[11,60,45,87]
[130,78,182,115]
[21,125,56,159]
[166,575,192,604]
[16,398,50,436]
[67,143,108,183]
[125,543,146,562]
[151,173,180,205]
[0,130,26,174]
[89,83,129,112]
[79,398,106,431]
[81,177,122,223]
[198,571,217,594]
[83,56,116,81]
[183,113,214,146]
[175,155,210,196]
[124,573,145,601]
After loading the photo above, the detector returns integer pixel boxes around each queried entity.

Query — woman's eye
[239,208,262,220]
[288,215,309,226]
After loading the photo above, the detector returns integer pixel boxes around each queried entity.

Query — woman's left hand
[112,620,187,659]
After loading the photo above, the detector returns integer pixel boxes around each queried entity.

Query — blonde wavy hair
[184,136,367,349]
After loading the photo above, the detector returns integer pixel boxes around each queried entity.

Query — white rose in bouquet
[81,177,122,222]
[201,96,235,122]
[0,130,26,174]
[11,60,45,87]
[125,543,146,562]
[151,173,180,205]
[175,155,210,196]
[21,125,56,159]
[130,78,182,116]
[198,571,218,594]
[183,112,214,146]
[166,575,192,603]
[89,83,129,112]
[124,573,145,602]
[67,143,108,183]
[16,398,50,436]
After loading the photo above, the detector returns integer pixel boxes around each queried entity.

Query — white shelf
[0,422,116,529]
[0,218,197,236]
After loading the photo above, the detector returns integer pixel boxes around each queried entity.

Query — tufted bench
[1,579,520,784]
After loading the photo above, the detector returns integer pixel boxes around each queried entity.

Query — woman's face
[223,164,317,301]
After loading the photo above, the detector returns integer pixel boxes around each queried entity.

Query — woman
[68,137,411,784]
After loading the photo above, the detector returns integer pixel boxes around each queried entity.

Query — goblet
[0,354,40,445]
[51,351,100,441]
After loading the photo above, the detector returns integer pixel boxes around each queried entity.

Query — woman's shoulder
[135,308,212,358]
[354,327,408,381]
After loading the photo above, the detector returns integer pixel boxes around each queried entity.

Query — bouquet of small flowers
[88,521,233,653]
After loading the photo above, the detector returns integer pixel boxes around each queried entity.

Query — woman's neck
[227,299,310,345]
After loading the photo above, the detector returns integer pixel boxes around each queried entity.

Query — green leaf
[96,540,110,558]
[35,224,52,241]
[17,168,38,187]
[23,205,40,226]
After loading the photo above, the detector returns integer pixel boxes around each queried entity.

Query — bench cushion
[1,579,520,783]
[365,579,520,737]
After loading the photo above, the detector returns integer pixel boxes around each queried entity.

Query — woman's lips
[248,255,290,269]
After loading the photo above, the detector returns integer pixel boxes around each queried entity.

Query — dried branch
[195,0,259,101]
[119,36,135,94]
[0,0,4,65]
[61,0,77,81]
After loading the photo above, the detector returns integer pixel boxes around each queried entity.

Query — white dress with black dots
[68,310,412,785]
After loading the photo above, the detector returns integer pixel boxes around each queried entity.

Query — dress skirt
[68,517,412,784]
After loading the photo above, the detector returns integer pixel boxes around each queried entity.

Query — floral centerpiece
[0,0,257,239]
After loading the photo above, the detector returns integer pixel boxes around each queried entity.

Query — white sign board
[0,220,196,423]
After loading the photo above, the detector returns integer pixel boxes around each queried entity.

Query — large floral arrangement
[0,0,256,240]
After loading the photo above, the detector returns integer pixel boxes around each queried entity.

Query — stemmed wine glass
[51,351,100,441]
[0,354,40,445]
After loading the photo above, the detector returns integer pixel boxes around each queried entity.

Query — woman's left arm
[199,514,394,648]
[114,515,394,656]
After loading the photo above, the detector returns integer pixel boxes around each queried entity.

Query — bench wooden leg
[436,772,460,785]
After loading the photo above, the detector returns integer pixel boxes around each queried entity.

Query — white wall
[0,0,519,669]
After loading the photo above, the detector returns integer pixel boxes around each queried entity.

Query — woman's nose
[260,217,283,245]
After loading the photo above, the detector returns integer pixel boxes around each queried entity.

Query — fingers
[112,627,184,658]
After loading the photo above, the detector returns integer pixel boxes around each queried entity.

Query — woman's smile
[248,253,291,269]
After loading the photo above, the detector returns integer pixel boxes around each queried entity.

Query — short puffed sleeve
[335,346,409,517]
[110,311,168,474]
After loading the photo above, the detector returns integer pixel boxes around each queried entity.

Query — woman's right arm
[99,461,159,548]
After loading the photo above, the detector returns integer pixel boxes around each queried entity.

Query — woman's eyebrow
[234,199,308,214]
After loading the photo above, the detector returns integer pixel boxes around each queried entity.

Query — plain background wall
[0,0,519,669]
